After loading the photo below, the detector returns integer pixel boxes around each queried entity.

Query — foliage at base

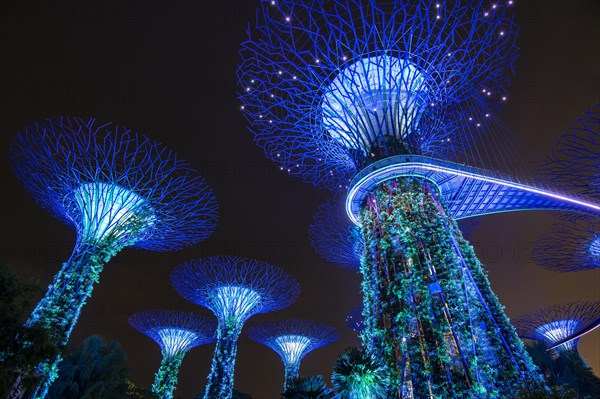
[282,375,333,399]
[331,347,390,399]
[47,335,130,399]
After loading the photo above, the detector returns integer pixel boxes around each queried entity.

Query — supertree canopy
[170,256,300,399]
[238,1,565,396]
[128,310,216,399]
[532,217,600,273]
[513,302,600,353]
[247,319,338,391]
[538,104,599,201]
[309,197,363,270]
[8,116,218,398]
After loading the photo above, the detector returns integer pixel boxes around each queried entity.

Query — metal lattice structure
[532,217,600,273]
[170,256,300,399]
[247,319,338,391]
[239,0,519,191]
[128,310,216,399]
[238,2,556,397]
[513,302,600,352]
[8,116,218,398]
[309,196,363,270]
[538,104,600,201]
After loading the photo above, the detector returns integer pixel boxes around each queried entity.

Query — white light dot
[436,15,440,19]
[469,117,473,121]
[502,96,507,101]
[500,31,505,36]
[436,3,440,8]
[484,12,489,17]
[285,16,290,22]
[278,71,282,75]
[487,92,492,96]
[240,106,244,110]
[485,113,490,117]
[482,89,487,93]
[293,76,297,79]
[315,59,320,63]
[492,4,497,8]
[477,123,481,127]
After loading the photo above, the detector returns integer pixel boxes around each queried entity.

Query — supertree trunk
[359,177,542,399]
[23,241,121,399]
[283,362,300,393]
[152,352,185,399]
[202,321,241,399]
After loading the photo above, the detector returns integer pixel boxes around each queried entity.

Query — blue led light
[513,302,600,352]
[73,181,155,242]
[129,310,216,399]
[9,117,218,399]
[247,319,338,392]
[533,217,600,273]
[171,256,300,399]
[322,56,427,153]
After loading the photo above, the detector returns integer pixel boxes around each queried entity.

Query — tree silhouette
[47,335,130,399]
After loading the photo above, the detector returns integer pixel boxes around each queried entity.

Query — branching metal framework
[128,310,216,399]
[533,217,600,273]
[309,197,363,270]
[8,116,218,398]
[239,0,519,191]
[247,319,338,391]
[309,196,482,272]
[538,104,600,201]
[513,302,600,352]
[170,256,300,399]
[238,1,553,397]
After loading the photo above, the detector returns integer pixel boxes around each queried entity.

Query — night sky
[0,1,598,399]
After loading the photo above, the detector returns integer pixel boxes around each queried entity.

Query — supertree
[512,302,600,353]
[170,256,300,399]
[537,104,599,201]
[247,319,338,392]
[308,197,363,271]
[237,1,600,396]
[532,217,600,273]
[8,117,218,398]
[128,310,216,399]
[308,196,481,271]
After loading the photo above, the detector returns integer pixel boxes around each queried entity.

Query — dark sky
[0,1,598,399]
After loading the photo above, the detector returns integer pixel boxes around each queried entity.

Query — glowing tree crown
[9,116,218,250]
[247,319,338,367]
[538,104,600,200]
[309,197,363,270]
[533,217,600,272]
[128,310,216,357]
[171,256,300,326]
[238,0,518,190]
[513,301,600,351]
